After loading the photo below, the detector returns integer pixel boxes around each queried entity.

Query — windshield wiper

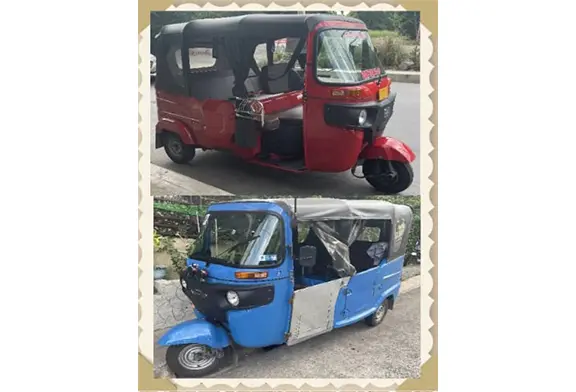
[214,235,260,259]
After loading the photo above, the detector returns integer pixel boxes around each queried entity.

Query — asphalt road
[154,287,420,379]
[150,82,420,196]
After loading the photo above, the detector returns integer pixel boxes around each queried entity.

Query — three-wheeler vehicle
[158,198,413,377]
[153,14,416,194]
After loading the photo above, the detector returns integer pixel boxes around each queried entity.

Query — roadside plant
[375,36,409,70]
[154,234,191,273]
[409,45,420,71]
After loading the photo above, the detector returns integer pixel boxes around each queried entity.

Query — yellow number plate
[378,86,389,101]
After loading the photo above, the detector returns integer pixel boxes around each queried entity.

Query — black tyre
[162,132,196,164]
[165,344,225,378]
[363,160,414,194]
[365,299,389,327]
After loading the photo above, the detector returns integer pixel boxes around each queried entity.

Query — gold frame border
[138,1,437,390]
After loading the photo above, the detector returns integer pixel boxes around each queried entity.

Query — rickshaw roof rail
[157,14,365,42]
[213,198,412,222]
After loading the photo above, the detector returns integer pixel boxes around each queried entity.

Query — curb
[400,274,421,293]
[387,70,420,84]
[151,164,233,195]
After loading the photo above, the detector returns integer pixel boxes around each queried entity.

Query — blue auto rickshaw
[158,198,413,377]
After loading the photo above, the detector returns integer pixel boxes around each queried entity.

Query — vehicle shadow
[156,151,419,197]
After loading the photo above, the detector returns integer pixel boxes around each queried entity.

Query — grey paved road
[150,82,419,196]
[154,287,420,379]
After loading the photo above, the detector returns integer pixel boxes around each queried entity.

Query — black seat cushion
[260,63,303,94]
[349,242,378,272]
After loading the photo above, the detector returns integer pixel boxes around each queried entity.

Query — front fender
[360,137,415,163]
[155,118,196,147]
[158,319,230,349]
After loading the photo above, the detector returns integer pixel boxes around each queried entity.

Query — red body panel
[359,137,416,163]
[156,91,258,159]
[156,116,196,145]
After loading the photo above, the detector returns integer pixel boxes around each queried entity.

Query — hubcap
[168,139,183,156]
[366,161,399,184]
[381,161,398,183]
[374,303,387,322]
[177,344,218,370]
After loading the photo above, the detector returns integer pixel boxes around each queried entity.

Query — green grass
[154,201,207,215]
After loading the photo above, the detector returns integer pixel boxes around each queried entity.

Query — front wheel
[162,132,196,164]
[363,160,414,194]
[165,344,225,378]
[365,299,389,327]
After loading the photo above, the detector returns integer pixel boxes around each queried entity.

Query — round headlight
[358,109,368,126]
[226,291,240,306]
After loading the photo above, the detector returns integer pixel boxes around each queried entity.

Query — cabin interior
[181,40,308,162]
[292,220,391,290]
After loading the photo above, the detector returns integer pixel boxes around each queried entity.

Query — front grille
[377,101,395,132]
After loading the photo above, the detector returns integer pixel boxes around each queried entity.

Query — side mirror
[298,245,317,268]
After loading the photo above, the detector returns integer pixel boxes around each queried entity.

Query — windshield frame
[188,210,286,269]
[312,27,386,87]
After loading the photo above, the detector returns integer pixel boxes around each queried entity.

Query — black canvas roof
[158,13,365,43]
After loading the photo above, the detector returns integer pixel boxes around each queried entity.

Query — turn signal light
[235,271,268,279]
[331,89,362,98]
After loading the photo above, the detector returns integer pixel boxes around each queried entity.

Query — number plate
[378,86,389,101]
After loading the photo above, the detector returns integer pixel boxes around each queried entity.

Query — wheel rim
[177,345,218,370]
[373,161,399,185]
[374,303,387,323]
[167,138,183,157]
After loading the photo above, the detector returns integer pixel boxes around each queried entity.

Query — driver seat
[298,230,337,280]
[260,63,304,95]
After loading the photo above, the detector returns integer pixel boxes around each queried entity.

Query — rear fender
[360,137,415,163]
[157,319,230,349]
[376,282,400,310]
[155,118,196,148]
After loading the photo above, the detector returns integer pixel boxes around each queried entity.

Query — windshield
[315,29,385,85]
[190,211,284,267]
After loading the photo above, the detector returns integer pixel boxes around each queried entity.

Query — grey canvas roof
[236,198,412,222]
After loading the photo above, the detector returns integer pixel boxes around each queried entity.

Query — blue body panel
[334,255,404,328]
[158,318,230,348]
[183,202,295,348]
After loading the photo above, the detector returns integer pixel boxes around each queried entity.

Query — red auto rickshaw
[154,14,416,194]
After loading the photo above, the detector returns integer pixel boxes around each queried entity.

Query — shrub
[409,45,421,71]
[373,36,409,70]
[369,30,403,40]
[154,235,194,274]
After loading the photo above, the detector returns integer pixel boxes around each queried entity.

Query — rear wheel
[365,299,389,327]
[363,159,413,194]
[165,344,225,378]
[162,132,196,164]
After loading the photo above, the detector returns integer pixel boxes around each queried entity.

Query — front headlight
[180,277,187,289]
[226,291,240,306]
[358,109,368,126]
